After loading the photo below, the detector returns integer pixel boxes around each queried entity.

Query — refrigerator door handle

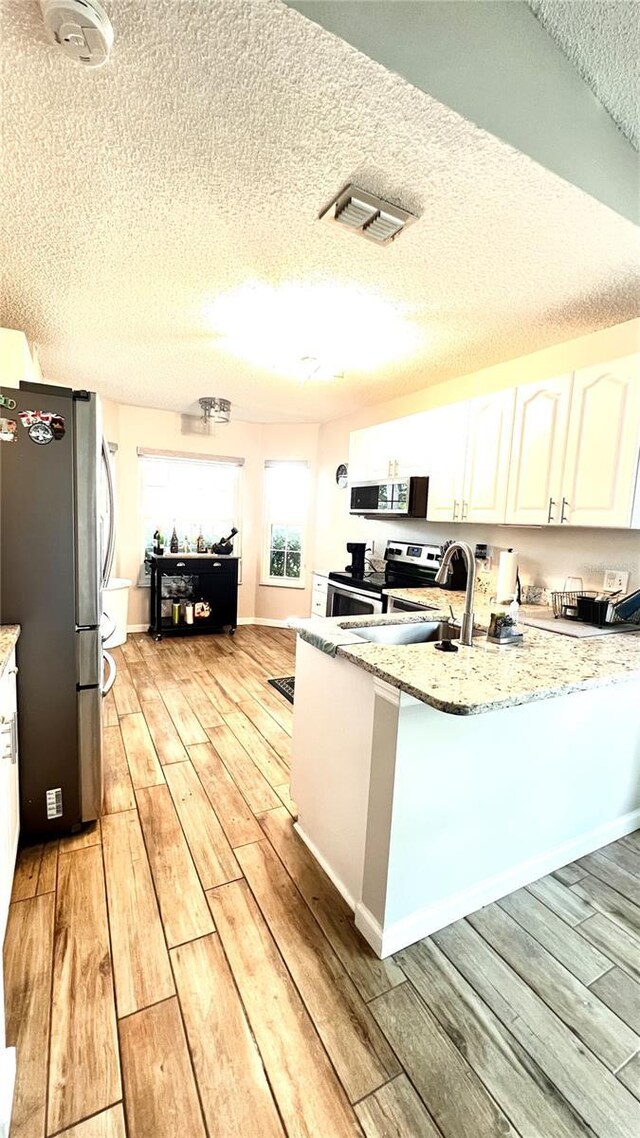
[102,649,117,697]
[102,437,117,588]
[101,611,116,644]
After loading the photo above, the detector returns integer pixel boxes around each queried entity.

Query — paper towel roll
[496,549,518,602]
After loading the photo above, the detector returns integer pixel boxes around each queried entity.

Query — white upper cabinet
[347,343,640,530]
[505,377,572,526]
[348,415,430,482]
[462,389,516,524]
[562,357,640,528]
[424,402,469,522]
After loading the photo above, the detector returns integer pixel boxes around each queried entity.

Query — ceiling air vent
[320,185,417,246]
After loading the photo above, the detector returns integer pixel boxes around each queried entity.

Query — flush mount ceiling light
[319,185,417,246]
[206,281,423,376]
[299,356,344,383]
[199,396,231,426]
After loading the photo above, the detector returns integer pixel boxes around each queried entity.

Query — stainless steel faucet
[435,541,476,646]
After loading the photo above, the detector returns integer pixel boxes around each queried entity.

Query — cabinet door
[505,377,572,526]
[425,402,468,522]
[463,389,515,524]
[347,423,394,481]
[562,357,640,528]
[0,655,19,947]
[347,427,372,482]
[392,413,430,478]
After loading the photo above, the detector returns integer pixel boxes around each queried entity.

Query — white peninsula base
[291,636,640,958]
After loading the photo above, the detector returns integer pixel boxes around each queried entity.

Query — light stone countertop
[291,587,640,716]
[0,625,20,681]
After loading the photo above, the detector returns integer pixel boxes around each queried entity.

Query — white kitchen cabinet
[0,651,19,945]
[562,357,640,528]
[348,424,390,482]
[506,359,640,529]
[347,415,430,483]
[462,389,516,524]
[311,571,329,617]
[505,376,573,526]
[424,402,469,522]
[0,648,19,1138]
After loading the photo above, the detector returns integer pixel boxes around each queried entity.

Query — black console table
[148,553,239,640]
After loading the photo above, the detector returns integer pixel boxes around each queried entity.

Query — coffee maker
[345,542,367,579]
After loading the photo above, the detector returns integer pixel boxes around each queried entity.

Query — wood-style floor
[4,626,640,1138]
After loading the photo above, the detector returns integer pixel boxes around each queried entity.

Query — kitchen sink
[349,620,462,646]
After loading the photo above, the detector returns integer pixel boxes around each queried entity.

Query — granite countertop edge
[335,643,640,716]
[290,589,640,715]
[0,625,21,681]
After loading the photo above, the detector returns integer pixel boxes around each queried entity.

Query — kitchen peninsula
[290,593,640,957]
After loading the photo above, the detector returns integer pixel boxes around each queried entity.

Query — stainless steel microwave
[349,476,428,518]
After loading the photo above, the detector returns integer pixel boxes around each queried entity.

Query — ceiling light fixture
[319,184,417,246]
[206,281,423,376]
[299,356,344,383]
[199,396,231,426]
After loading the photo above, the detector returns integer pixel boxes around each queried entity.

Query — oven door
[327,583,385,617]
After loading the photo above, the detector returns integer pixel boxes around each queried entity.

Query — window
[138,450,243,583]
[262,460,310,587]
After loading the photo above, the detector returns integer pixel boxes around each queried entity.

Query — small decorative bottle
[170,523,179,554]
[196,527,206,554]
[183,534,190,553]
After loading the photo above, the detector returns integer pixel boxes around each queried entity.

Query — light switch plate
[603,569,629,593]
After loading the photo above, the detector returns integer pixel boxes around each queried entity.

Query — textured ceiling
[0,0,638,424]
[528,1,640,150]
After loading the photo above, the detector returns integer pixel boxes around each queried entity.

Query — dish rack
[551,590,635,627]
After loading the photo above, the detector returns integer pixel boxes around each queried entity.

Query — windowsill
[259,578,306,590]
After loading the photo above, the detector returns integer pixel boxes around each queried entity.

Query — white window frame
[261,460,310,590]
[137,448,243,585]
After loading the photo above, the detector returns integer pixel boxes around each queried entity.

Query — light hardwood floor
[4,626,640,1138]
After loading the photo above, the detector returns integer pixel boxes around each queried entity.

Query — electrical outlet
[603,569,629,593]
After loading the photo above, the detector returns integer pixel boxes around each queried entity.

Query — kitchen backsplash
[347,517,640,598]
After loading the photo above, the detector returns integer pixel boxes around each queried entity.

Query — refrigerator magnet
[19,409,65,444]
[0,417,17,442]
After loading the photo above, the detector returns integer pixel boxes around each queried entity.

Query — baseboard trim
[127,617,289,633]
[355,806,640,958]
[294,823,357,910]
[240,617,289,627]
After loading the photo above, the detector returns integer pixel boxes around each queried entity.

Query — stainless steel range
[326,541,442,618]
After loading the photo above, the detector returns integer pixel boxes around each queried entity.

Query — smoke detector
[40,0,114,67]
[319,185,417,246]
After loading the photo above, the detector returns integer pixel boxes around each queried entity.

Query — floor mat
[268,675,295,704]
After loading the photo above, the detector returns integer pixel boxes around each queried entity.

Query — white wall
[313,319,640,592]
[102,400,319,627]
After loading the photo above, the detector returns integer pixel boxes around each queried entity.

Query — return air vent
[320,185,417,246]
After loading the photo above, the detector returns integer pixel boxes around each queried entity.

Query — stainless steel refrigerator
[0,381,116,838]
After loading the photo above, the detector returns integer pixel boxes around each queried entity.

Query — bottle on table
[170,524,179,554]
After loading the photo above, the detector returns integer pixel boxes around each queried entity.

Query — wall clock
[335,463,348,488]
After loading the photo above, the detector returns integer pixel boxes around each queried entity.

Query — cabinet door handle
[453,500,459,521]
[560,497,570,523]
[547,498,555,524]
[461,501,469,521]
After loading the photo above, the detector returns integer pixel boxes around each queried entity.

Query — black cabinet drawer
[155,556,238,575]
